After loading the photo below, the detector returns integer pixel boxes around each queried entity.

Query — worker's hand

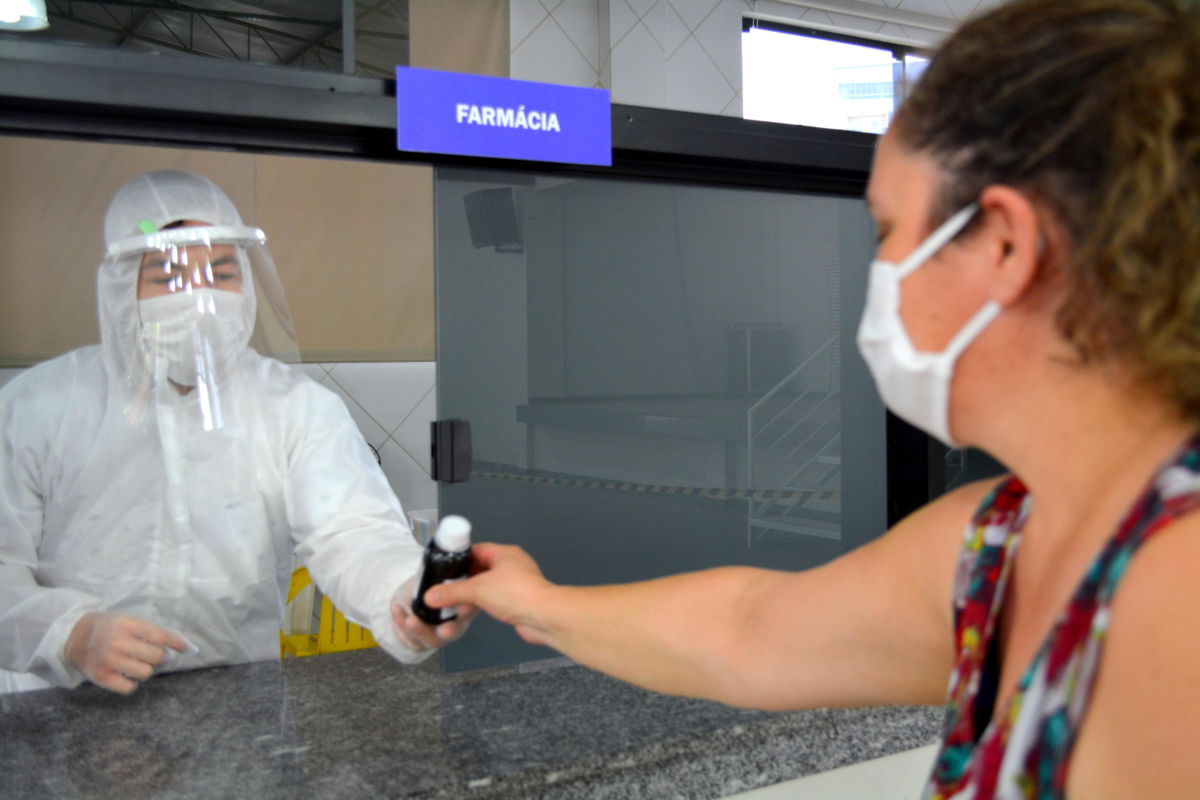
[389,577,479,654]
[64,612,194,695]
[423,543,555,646]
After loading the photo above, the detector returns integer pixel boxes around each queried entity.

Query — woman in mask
[0,170,472,695]
[427,1,1200,797]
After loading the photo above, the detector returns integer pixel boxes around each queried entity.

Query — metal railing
[747,334,839,486]
[746,333,842,542]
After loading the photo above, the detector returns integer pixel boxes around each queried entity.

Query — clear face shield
[97,224,300,527]
[98,224,299,427]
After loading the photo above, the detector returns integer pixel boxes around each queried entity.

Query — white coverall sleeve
[0,377,100,688]
[284,379,430,664]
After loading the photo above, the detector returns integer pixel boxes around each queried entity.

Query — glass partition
[436,168,887,672]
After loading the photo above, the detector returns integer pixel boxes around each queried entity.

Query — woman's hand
[423,543,555,646]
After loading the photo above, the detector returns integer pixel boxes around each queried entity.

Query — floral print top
[923,437,1200,799]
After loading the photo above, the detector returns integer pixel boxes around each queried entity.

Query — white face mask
[139,289,249,387]
[855,204,1000,446]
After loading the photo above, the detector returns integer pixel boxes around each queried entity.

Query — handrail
[756,362,836,446]
[775,430,841,493]
[758,400,838,478]
[747,334,838,418]
[747,333,840,487]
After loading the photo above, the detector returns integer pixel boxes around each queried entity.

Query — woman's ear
[977,185,1045,307]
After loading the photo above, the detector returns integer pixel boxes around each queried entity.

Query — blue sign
[395,67,612,166]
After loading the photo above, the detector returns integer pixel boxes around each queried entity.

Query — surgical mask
[855,204,1000,446]
[139,289,249,387]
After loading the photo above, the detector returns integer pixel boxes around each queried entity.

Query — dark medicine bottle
[410,515,473,625]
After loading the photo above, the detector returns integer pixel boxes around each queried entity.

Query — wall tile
[695,0,743,92]
[666,36,735,114]
[597,0,612,66]
[378,439,439,514]
[624,0,660,19]
[898,23,939,44]
[825,11,887,35]
[509,0,1000,119]
[893,0,955,17]
[392,383,437,474]
[511,0,551,49]
[666,0,717,31]
[516,0,746,115]
[608,0,640,43]
[326,362,434,437]
[941,0,983,17]
[318,361,438,515]
[299,363,328,384]
[878,21,917,41]
[512,9,600,86]
[317,375,391,450]
[799,8,835,26]
[720,90,743,117]
[551,0,603,71]
[610,19,666,107]
[662,2,690,55]
[637,0,667,49]
[962,0,1005,15]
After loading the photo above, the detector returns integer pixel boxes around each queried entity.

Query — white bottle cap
[433,515,472,552]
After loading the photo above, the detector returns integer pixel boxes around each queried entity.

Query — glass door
[436,167,885,672]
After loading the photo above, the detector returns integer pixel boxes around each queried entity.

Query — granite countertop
[0,649,942,799]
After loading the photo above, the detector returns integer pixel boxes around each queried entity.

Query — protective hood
[97,170,298,415]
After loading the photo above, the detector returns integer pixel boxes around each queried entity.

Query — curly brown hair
[894,0,1200,424]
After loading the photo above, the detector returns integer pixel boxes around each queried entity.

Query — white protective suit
[0,171,428,693]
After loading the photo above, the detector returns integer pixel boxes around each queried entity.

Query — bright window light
[743,26,919,134]
[0,0,48,31]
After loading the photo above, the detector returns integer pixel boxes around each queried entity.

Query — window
[742,22,929,134]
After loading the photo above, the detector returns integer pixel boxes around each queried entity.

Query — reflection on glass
[436,169,885,671]
[14,1,409,78]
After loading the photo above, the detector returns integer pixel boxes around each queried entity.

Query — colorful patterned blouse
[923,437,1200,799]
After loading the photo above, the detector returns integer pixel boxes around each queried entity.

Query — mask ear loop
[894,204,981,280]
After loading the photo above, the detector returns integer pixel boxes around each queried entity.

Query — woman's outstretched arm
[430,480,994,710]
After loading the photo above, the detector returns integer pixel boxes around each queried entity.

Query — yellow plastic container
[280,567,378,658]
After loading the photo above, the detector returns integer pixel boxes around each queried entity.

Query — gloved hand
[389,576,478,655]
[64,612,195,695]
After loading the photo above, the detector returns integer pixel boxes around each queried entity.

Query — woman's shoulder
[1067,502,1200,798]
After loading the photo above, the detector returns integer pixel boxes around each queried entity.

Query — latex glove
[64,612,196,695]
[388,576,478,655]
